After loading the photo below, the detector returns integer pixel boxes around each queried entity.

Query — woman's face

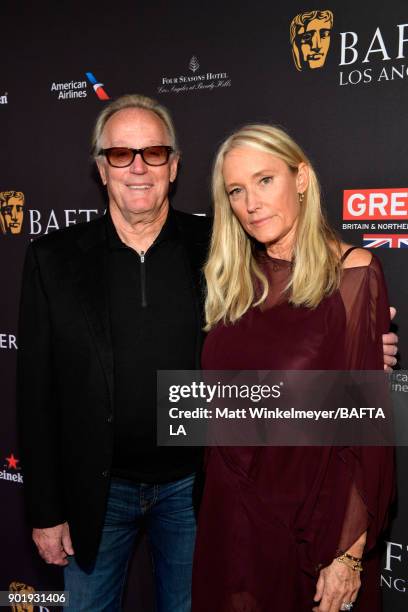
[222,146,308,255]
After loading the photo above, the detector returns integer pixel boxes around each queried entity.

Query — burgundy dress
[192,253,394,612]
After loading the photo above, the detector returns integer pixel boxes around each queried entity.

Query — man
[18,94,210,611]
[18,94,397,611]
[290,10,334,71]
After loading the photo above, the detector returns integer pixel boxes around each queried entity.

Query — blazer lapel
[72,219,114,408]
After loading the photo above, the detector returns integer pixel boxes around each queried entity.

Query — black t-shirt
[106,210,202,482]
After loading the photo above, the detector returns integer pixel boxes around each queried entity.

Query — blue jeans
[64,474,196,611]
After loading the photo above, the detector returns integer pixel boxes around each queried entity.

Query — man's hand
[32,521,74,566]
[382,307,398,371]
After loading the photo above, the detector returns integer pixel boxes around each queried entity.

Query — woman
[192,125,394,612]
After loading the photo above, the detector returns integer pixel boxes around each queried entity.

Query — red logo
[343,189,408,220]
[1,452,23,484]
[5,453,19,469]
[85,72,110,100]
[363,234,408,249]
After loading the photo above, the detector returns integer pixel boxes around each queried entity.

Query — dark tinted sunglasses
[99,145,174,167]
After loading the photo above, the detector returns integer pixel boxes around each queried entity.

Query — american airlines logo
[85,72,110,100]
[50,72,110,101]
[343,188,408,220]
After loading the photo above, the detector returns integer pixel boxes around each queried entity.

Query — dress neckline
[255,250,292,269]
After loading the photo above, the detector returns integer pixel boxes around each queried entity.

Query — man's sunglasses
[99,146,174,168]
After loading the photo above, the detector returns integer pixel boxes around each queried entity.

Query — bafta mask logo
[290,10,334,71]
[0,191,25,235]
[9,581,35,612]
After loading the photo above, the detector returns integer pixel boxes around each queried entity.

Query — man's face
[96,108,178,224]
[297,18,331,69]
[0,192,25,234]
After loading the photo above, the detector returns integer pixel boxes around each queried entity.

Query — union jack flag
[363,234,408,248]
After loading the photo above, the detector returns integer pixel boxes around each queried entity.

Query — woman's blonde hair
[204,124,341,330]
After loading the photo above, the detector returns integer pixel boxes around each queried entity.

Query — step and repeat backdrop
[1,0,407,609]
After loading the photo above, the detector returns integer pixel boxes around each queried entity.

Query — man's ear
[169,154,179,184]
[296,162,309,194]
[96,160,107,186]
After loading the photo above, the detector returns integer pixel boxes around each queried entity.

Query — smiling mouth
[127,184,152,190]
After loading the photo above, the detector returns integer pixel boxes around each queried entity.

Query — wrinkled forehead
[102,108,170,146]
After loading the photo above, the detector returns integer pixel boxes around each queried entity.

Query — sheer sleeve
[335,254,395,555]
[338,253,390,370]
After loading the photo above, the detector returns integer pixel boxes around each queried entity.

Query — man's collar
[105,210,124,250]
[105,206,179,251]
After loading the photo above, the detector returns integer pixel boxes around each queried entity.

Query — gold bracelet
[342,552,362,563]
[336,553,363,572]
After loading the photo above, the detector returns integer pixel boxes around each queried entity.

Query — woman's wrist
[334,532,366,571]
[336,552,363,572]
[345,532,366,558]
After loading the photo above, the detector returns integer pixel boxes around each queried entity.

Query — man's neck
[109,202,169,253]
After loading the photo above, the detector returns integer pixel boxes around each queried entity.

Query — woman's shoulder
[337,243,387,300]
[339,243,373,269]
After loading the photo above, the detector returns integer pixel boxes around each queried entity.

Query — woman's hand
[312,559,361,612]
[382,307,398,371]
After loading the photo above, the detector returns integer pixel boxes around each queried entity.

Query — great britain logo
[363,235,408,248]
[342,187,408,248]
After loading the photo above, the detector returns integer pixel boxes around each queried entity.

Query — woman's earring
[298,192,305,203]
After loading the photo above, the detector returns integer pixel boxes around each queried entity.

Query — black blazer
[17,208,211,567]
